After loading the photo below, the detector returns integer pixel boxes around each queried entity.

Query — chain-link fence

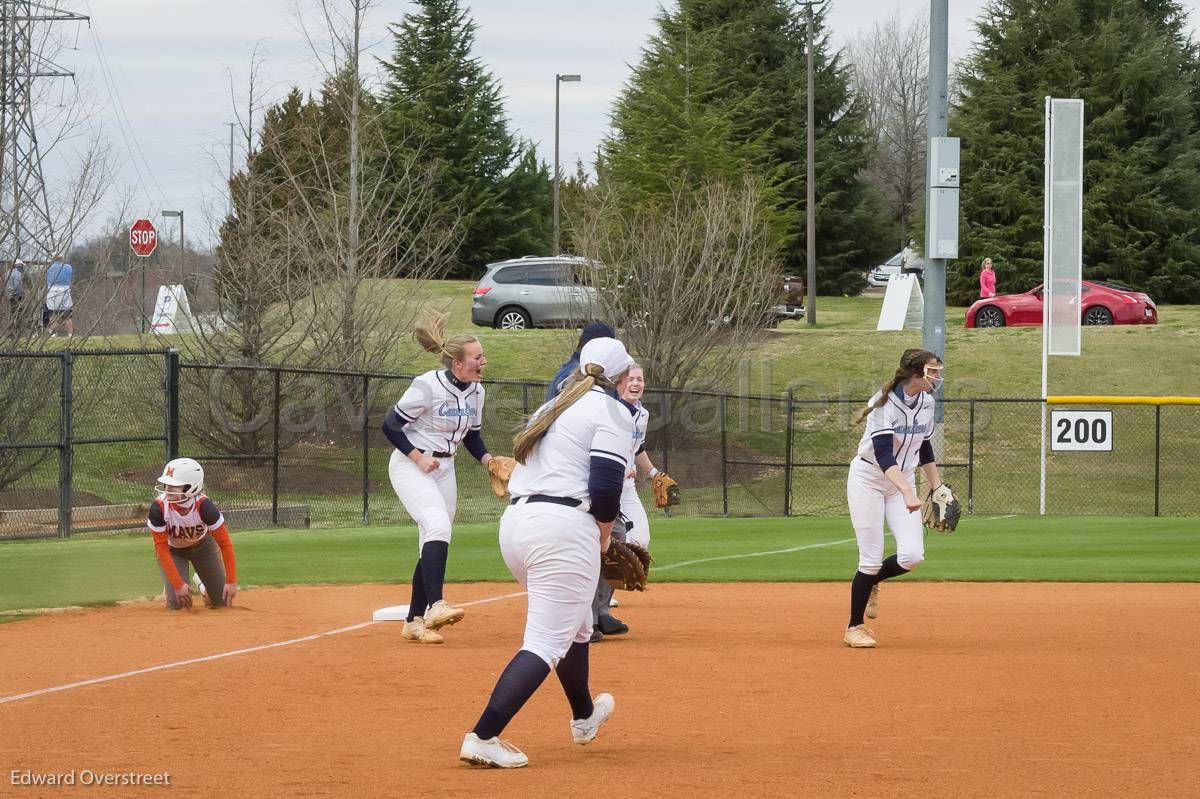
[2,349,1197,538]
[0,349,172,538]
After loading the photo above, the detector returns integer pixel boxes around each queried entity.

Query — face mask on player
[156,482,194,504]
[923,363,944,392]
[155,458,204,504]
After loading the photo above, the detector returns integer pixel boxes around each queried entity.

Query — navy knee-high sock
[876,554,909,582]
[555,641,594,720]
[848,555,910,627]
[419,541,449,605]
[407,560,427,622]
[473,650,551,740]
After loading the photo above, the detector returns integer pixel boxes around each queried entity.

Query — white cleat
[424,599,465,630]
[865,584,880,620]
[609,597,619,608]
[459,733,528,768]
[843,624,877,648]
[400,617,444,644]
[570,693,615,745]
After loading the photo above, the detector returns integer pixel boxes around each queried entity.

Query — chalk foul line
[654,538,856,572]
[0,593,527,707]
[0,544,850,706]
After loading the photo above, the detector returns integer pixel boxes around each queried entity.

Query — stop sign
[130,218,158,257]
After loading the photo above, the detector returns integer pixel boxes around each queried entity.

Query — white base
[372,604,411,621]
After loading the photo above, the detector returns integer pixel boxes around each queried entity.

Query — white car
[867,253,903,287]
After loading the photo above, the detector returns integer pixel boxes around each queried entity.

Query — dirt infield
[1,582,1197,798]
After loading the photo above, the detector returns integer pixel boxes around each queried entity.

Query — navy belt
[422,449,452,458]
[511,494,582,508]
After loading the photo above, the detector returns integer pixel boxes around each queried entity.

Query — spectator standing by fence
[43,255,74,337]
[5,259,26,328]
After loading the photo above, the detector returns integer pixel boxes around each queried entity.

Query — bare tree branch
[848,12,928,246]
[572,175,783,392]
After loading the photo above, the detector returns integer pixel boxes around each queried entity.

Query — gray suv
[471,256,599,329]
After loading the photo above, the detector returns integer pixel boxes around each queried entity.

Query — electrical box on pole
[927,136,960,260]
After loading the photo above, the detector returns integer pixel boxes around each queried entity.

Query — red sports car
[965,281,1158,327]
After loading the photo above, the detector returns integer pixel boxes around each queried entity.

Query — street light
[801,1,817,326]
[554,73,581,255]
[161,210,183,287]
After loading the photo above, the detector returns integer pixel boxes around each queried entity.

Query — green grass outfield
[1,515,1196,617]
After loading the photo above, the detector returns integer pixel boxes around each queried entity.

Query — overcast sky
[42,1,1200,248]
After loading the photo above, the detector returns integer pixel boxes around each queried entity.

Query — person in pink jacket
[979,258,996,298]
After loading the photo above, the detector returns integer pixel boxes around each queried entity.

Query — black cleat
[597,615,629,636]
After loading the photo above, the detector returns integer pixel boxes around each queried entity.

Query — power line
[81,0,168,211]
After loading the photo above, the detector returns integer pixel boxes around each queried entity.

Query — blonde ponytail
[514,363,605,463]
[413,310,479,370]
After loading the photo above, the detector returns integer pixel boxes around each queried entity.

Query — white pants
[499,501,601,668]
[620,479,650,548]
[388,449,457,550]
[846,458,925,574]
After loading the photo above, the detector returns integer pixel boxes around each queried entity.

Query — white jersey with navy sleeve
[508,386,636,504]
[628,402,649,467]
[392,369,484,455]
[854,387,936,474]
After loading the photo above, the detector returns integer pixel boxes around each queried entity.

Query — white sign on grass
[150,284,194,335]
[876,274,924,331]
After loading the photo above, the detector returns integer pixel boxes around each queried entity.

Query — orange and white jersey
[147,494,225,548]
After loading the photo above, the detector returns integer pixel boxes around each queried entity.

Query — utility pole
[0,1,88,262]
[804,1,817,326]
[553,73,581,255]
[924,1,949,368]
[225,122,237,215]
[162,210,183,287]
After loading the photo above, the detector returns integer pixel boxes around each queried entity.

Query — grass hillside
[8,281,1197,529]
[70,280,1200,399]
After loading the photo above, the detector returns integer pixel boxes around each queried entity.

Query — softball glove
[487,456,517,498]
[921,483,962,533]
[651,472,680,509]
[601,540,653,591]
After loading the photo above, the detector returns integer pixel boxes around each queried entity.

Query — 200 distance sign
[1050,410,1113,452]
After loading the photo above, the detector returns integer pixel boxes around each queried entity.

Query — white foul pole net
[1041,97,1085,514]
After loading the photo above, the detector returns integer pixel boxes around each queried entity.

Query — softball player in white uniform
[844,348,945,648]
[459,337,635,769]
[616,365,657,549]
[382,312,495,644]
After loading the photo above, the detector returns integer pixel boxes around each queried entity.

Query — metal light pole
[162,210,183,287]
[554,73,581,255]
[804,1,817,326]
[925,1,948,365]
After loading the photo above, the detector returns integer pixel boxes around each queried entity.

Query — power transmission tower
[0,1,88,262]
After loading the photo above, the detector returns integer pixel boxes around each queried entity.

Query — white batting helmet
[155,457,204,503]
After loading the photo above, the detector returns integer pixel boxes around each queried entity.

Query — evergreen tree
[951,0,1200,305]
[602,0,892,295]
[379,0,551,276]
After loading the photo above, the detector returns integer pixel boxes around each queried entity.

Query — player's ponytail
[854,348,939,424]
[514,363,613,463]
[413,310,480,370]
